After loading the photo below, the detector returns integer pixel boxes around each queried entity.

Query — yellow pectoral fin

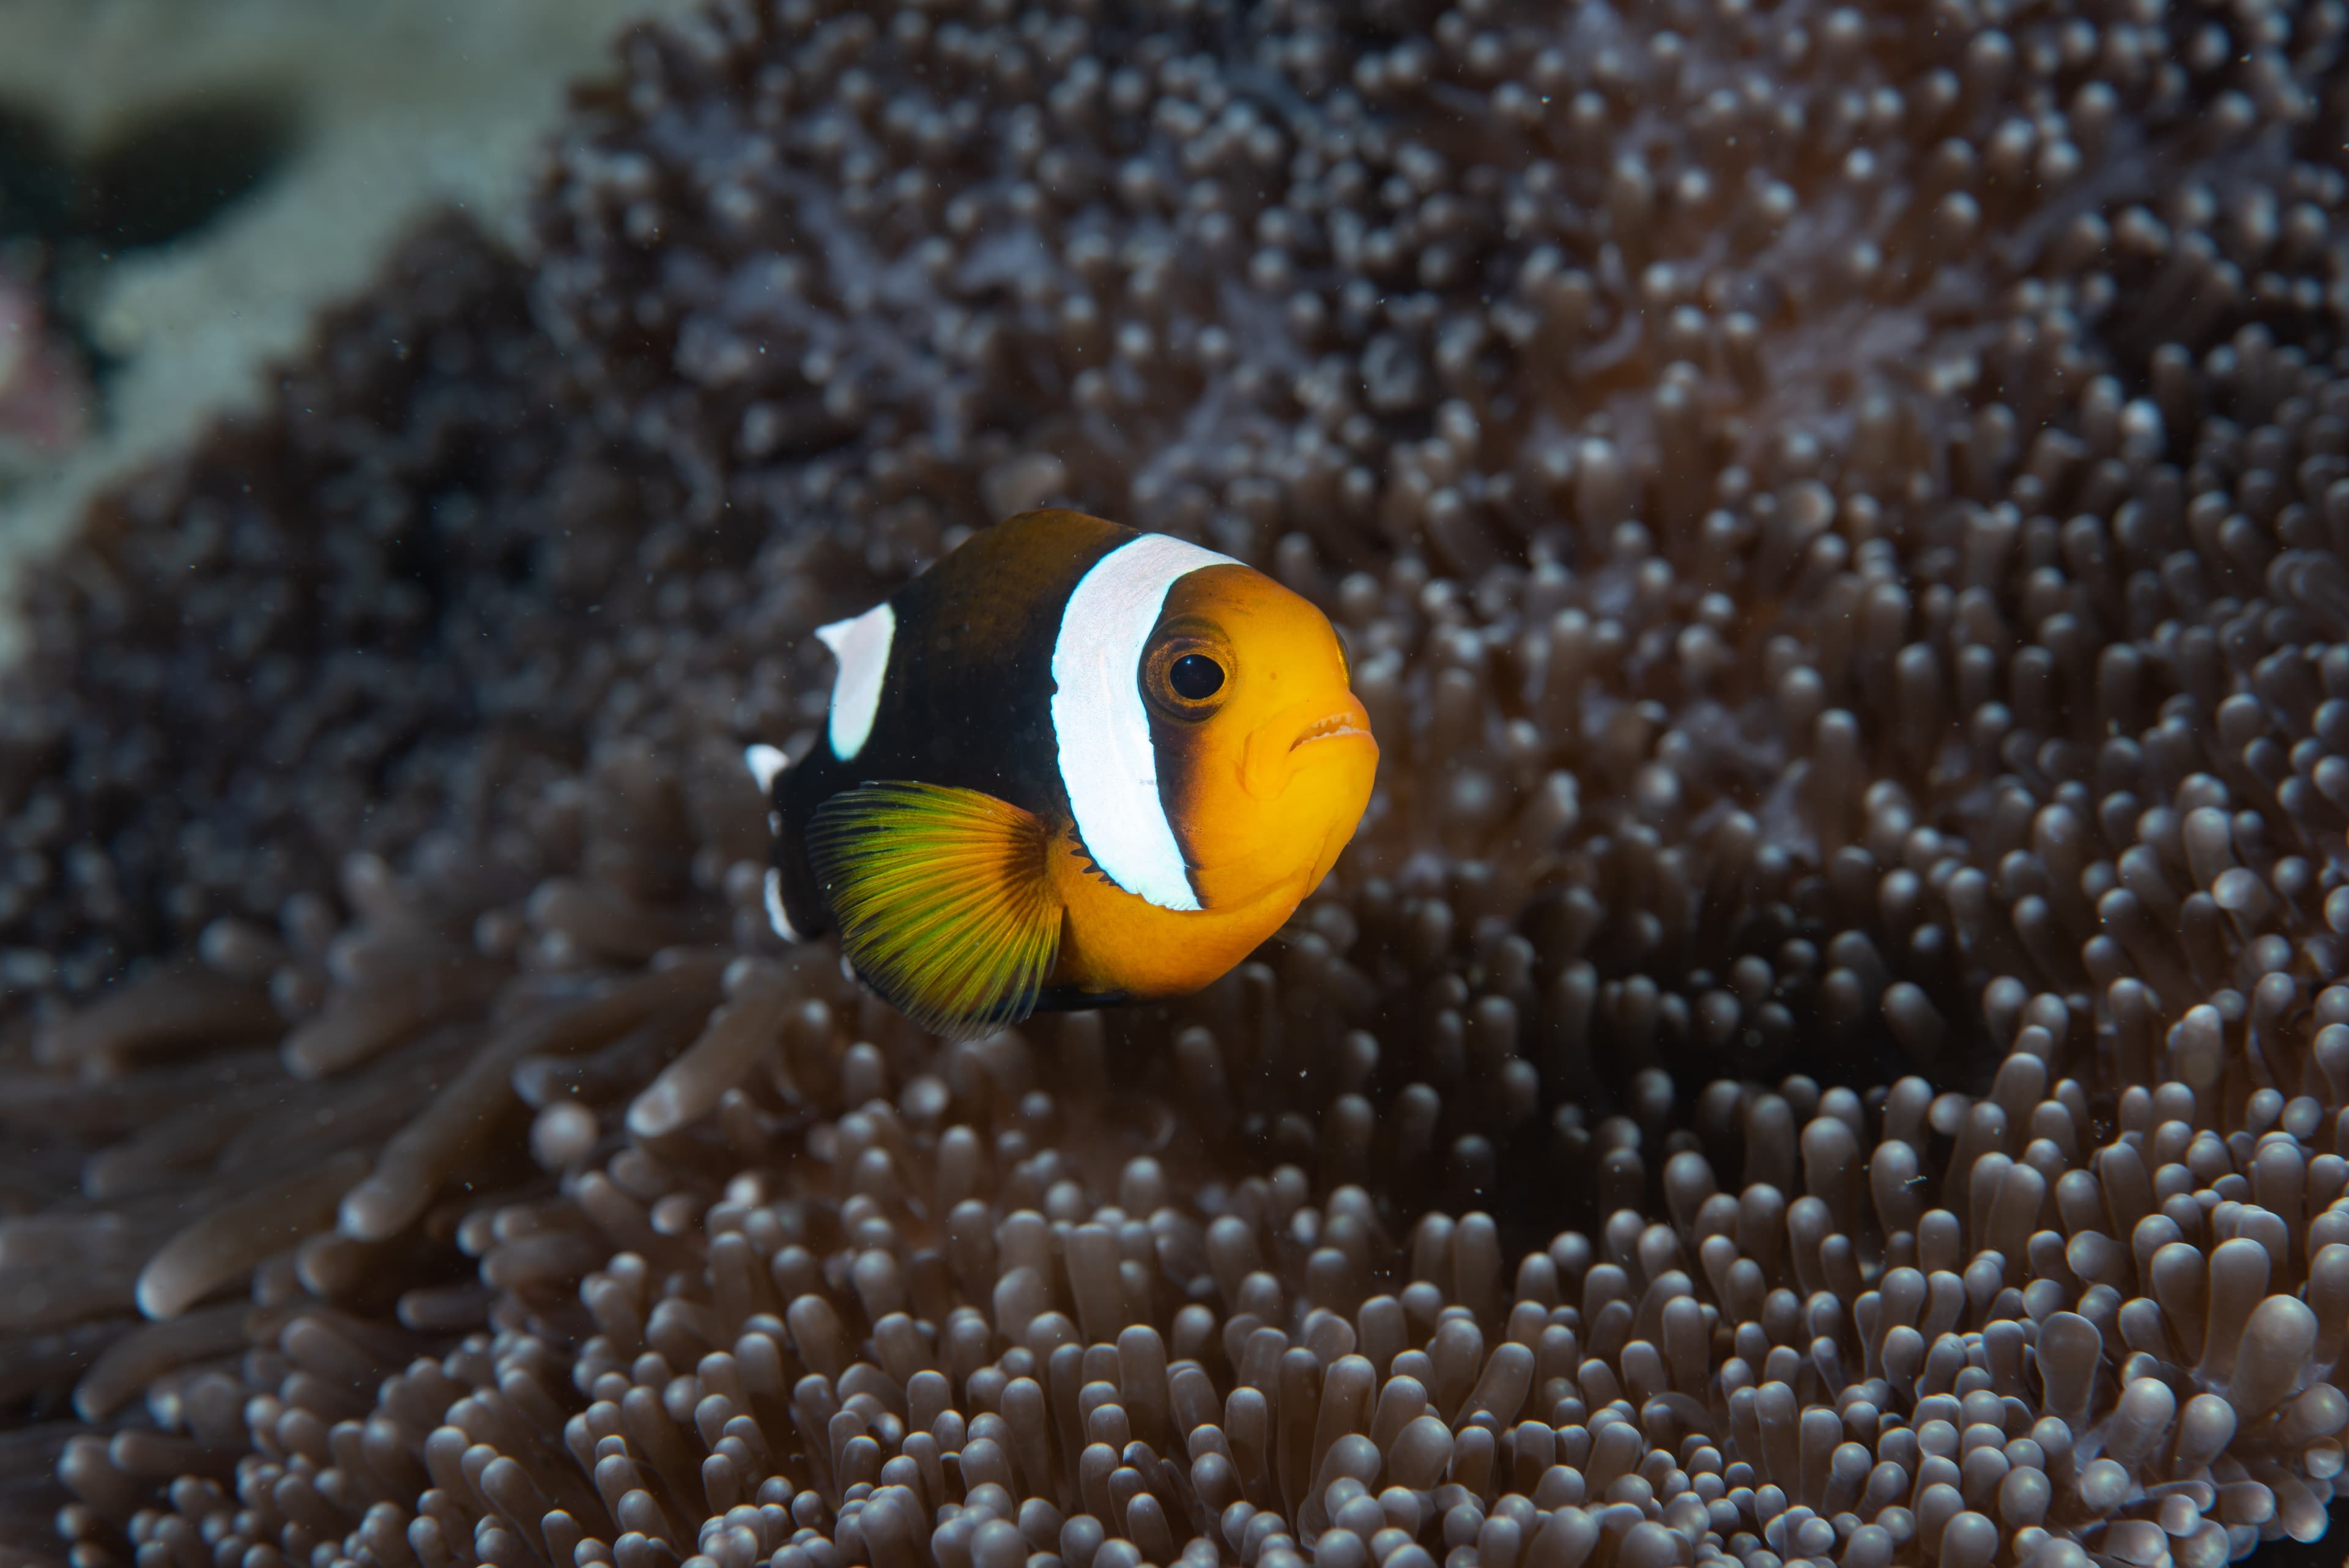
[804,782,1063,1039]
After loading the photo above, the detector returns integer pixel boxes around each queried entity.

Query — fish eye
[1144,630,1233,719]
[1170,653,1225,699]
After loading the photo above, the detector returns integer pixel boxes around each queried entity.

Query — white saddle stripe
[1050,533,1236,912]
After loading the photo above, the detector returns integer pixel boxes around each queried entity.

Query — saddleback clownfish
[746,509,1378,1039]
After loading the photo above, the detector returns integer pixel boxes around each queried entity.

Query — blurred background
[0,0,687,663]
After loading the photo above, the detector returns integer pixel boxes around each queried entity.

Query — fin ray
[805,782,1061,1039]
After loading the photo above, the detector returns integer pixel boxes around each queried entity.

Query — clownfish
[745,509,1378,1039]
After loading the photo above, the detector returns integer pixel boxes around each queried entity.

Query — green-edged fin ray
[805,782,1061,1039]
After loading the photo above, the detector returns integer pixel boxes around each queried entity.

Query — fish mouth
[1242,694,1376,800]
[1289,710,1373,752]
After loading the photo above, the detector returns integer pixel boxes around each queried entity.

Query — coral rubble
[2,1,2348,1567]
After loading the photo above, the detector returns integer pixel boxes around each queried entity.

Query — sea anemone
[4,2,2348,1568]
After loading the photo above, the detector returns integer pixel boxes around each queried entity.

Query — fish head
[1141,563,1378,907]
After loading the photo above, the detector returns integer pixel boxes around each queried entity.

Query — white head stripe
[762,866,800,942]
[744,743,789,797]
[814,601,896,761]
[1050,533,1239,912]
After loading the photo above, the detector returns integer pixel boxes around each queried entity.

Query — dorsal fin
[804,782,1063,1039]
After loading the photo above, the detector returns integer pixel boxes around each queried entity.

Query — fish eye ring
[1143,629,1233,720]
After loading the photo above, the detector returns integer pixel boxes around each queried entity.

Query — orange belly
[1044,824,1308,998]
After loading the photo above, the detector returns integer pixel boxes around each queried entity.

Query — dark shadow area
[78,92,300,250]
[0,102,75,241]
[2245,1498,2349,1568]
[0,90,301,253]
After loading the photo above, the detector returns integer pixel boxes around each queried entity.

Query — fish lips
[1242,693,1377,800]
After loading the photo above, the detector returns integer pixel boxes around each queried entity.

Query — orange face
[1141,564,1379,910]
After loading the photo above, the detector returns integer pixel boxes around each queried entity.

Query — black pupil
[1170,654,1225,700]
